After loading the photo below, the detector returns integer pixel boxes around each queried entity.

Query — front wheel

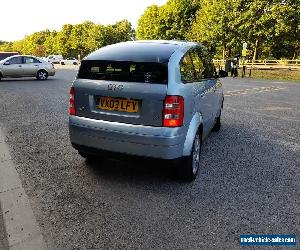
[36,70,48,80]
[177,132,202,181]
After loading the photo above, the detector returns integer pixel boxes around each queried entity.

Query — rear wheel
[36,70,48,80]
[177,131,202,181]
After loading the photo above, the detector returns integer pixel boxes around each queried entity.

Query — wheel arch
[182,112,203,156]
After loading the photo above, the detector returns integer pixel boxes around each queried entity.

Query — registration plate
[97,97,139,113]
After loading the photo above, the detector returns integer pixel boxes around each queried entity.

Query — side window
[190,50,205,80]
[24,57,35,64]
[33,58,41,63]
[7,57,22,64]
[180,53,195,83]
[197,47,214,79]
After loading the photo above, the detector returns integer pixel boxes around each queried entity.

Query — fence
[213,59,300,70]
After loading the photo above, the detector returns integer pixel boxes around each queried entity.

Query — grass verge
[238,69,300,81]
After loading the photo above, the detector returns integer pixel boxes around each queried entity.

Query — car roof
[84,40,199,63]
[2,55,47,62]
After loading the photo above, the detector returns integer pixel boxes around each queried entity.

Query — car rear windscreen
[78,60,168,84]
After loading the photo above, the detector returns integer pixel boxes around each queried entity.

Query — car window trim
[8,56,22,65]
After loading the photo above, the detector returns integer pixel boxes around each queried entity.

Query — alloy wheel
[192,133,201,175]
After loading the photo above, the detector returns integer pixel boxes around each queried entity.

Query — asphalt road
[0,70,299,249]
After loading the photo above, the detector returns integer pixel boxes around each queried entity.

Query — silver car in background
[60,57,79,65]
[0,55,55,80]
[69,40,224,181]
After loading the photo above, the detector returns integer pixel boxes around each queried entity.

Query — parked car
[69,40,224,181]
[44,55,63,64]
[60,57,79,65]
[0,55,55,80]
[0,52,20,61]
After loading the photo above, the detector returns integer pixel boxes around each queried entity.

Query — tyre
[61,62,65,65]
[212,109,221,132]
[36,70,48,80]
[177,131,202,181]
[78,151,99,162]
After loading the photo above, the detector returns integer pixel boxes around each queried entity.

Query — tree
[269,0,300,59]
[137,0,199,40]
[0,42,13,52]
[160,0,199,40]
[136,5,163,40]
[188,0,240,59]
[235,0,300,60]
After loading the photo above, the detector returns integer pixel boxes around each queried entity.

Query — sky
[1,0,167,42]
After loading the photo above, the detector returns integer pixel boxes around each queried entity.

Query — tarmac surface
[0,70,299,249]
[0,201,9,250]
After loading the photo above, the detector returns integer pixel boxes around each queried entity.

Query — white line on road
[224,86,286,97]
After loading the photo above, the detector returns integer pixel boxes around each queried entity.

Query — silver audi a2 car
[69,40,224,180]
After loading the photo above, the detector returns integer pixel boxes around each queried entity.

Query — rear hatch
[74,60,168,126]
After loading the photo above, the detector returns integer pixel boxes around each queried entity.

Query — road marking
[0,129,47,250]
[224,86,286,97]
[226,106,300,122]
[259,107,292,111]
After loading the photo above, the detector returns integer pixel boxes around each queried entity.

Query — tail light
[69,86,76,115]
[163,95,184,127]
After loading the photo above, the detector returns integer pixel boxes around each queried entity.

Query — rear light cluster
[69,86,76,115]
[163,95,184,127]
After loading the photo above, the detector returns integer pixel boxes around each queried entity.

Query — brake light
[163,95,184,127]
[69,86,76,115]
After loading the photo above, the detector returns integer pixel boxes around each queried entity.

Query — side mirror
[3,61,10,65]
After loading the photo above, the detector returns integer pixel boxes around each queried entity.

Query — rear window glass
[78,60,168,84]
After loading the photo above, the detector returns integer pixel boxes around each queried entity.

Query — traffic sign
[242,48,247,57]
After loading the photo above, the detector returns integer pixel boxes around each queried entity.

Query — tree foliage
[1,1,299,60]
[136,0,199,40]
[0,20,132,58]
[137,0,300,59]
[188,0,240,57]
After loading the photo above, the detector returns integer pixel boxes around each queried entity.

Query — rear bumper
[48,69,55,76]
[69,116,185,159]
